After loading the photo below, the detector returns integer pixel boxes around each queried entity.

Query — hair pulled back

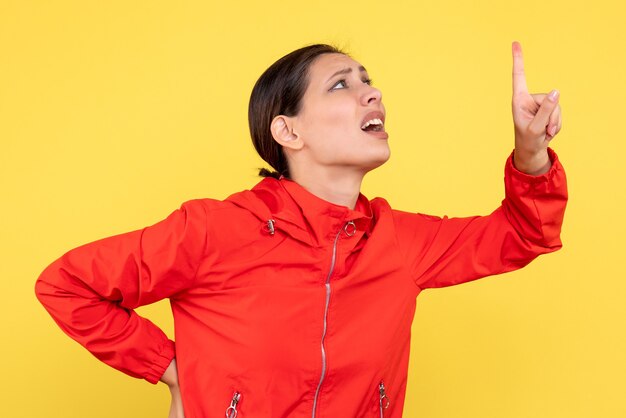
[248,43,348,180]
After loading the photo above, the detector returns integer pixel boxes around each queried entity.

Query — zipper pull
[225,391,241,418]
[266,219,275,236]
[344,220,357,236]
[379,381,390,413]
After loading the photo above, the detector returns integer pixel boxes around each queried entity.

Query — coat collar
[226,177,374,247]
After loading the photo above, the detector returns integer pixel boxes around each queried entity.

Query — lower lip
[362,130,389,140]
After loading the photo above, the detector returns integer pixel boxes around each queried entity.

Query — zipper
[225,391,241,418]
[311,221,354,418]
[379,381,390,418]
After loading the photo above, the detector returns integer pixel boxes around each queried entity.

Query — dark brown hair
[248,43,349,179]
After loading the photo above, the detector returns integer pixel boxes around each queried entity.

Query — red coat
[35,148,567,418]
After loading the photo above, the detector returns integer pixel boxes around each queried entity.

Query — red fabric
[35,148,567,417]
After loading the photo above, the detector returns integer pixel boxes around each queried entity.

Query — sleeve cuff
[506,147,562,185]
[144,339,176,384]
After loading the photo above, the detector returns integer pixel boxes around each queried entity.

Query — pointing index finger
[512,41,528,95]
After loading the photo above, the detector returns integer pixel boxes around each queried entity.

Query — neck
[288,165,364,210]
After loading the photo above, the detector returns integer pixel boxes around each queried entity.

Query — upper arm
[36,198,210,310]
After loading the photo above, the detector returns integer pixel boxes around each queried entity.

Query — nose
[361,84,383,105]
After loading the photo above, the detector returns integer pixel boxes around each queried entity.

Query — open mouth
[361,118,385,132]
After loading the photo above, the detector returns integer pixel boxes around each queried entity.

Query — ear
[270,116,304,151]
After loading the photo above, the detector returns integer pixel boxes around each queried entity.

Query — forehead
[308,53,365,82]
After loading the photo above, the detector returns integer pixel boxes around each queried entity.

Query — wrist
[160,358,180,388]
[513,148,551,175]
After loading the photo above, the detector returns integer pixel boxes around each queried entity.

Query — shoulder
[370,197,443,224]
[180,192,256,215]
[178,190,269,236]
[180,197,226,210]
[368,197,445,248]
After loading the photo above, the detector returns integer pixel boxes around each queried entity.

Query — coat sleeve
[405,147,568,289]
[34,199,209,384]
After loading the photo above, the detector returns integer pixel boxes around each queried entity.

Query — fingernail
[549,125,557,136]
[548,89,559,102]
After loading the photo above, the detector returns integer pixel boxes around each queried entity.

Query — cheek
[309,102,355,138]
[314,108,356,149]
[298,98,359,158]
[328,101,353,124]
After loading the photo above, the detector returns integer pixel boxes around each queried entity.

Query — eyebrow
[326,65,368,83]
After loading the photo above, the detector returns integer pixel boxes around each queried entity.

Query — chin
[363,149,391,173]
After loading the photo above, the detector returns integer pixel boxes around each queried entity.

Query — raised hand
[511,41,562,175]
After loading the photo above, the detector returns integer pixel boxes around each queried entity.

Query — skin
[271,41,562,209]
[159,41,563,417]
[271,52,389,210]
[511,41,562,174]
[160,358,184,418]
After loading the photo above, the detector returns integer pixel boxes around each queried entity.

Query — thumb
[529,89,559,134]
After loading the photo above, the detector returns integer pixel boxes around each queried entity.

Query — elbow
[538,219,565,251]
[34,262,59,309]
[34,258,72,312]
[503,203,566,252]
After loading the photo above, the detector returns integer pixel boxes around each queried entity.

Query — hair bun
[258,167,282,179]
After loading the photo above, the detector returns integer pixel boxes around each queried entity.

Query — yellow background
[1,0,624,416]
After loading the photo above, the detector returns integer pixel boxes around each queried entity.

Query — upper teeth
[361,118,383,129]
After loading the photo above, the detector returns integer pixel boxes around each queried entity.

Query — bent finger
[548,105,561,137]
[529,89,560,135]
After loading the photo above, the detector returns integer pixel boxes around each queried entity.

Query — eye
[330,78,374,91]
[331,79,348,90]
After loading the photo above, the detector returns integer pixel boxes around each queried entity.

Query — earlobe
[271,116,303,150]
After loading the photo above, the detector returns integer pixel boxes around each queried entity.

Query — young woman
[35,41,567,418]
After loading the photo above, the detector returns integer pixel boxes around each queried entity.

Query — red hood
[225,177,375,247]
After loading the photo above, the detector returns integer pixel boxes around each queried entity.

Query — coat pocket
[225,391,242,418]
